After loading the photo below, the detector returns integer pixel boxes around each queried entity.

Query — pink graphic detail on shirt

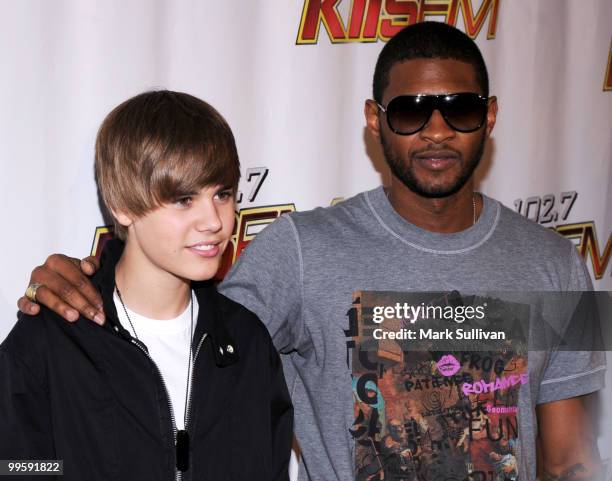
[437,354,461,376]
[462,373,529,396]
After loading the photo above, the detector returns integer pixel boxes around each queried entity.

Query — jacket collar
[93,238,238,367]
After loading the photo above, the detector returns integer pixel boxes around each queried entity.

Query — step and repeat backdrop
[0,0,610,478]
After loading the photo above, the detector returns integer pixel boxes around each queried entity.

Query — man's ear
[485,96,498,137]
[109,208,134,228]
[365,99,382,143]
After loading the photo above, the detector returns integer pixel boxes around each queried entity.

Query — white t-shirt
[113,292,198,431]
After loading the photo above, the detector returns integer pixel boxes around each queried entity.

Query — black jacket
[0,240,293,480]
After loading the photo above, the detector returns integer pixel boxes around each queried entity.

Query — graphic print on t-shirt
[347,291,529,481]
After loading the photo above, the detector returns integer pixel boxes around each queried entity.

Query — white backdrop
[0,0,610,478]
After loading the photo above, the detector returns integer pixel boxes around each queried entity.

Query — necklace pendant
[176,429,190,472]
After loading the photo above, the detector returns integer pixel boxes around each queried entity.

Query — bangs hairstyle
[95,90,240,239]
[373,21,489,103]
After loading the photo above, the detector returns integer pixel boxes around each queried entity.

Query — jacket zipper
[179,333,208,481]
[128,332,208,481]
[129,338,178,480]
[184,333,208,431]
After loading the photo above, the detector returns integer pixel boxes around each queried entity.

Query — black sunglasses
[376,93,488,135]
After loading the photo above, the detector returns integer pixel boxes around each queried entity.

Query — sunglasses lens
[442,94,487,132]
[386,96,431,135]
[383,94,488,135]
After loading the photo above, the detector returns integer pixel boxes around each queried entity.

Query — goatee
[381,131,486,198]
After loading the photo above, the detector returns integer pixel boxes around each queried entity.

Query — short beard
[381,132,486,199]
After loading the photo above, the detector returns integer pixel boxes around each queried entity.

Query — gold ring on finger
[25,283,43,303]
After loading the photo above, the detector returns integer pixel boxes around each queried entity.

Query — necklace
[385,188,478,226]
[115,287,194,472]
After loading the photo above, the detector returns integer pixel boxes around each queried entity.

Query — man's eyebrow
[173,190,199,197]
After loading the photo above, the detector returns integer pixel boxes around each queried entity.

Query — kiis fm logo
[296,0,500,44]
[514,191,611,280]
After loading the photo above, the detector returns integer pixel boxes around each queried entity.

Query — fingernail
[94,313,105,325]
[67,310,79,322]
[30,305,37,313]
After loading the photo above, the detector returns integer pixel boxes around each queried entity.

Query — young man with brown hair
[1,90,293,480]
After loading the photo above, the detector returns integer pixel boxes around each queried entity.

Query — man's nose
[419,109,456,143]
[195,201,222,232]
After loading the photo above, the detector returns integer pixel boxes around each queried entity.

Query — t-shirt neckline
[365,186,500,254]
[112,291,197,336]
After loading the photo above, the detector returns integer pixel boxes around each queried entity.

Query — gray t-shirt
[219,186,605,481]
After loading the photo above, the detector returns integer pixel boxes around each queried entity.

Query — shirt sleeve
[219,214,309,354]
[537,247,606,404]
